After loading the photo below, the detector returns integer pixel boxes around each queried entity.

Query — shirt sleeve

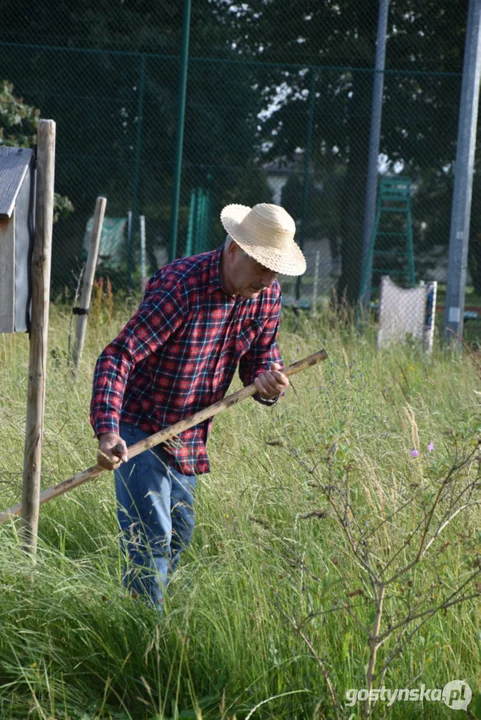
[90,284,186,437]
[238,292,284,403]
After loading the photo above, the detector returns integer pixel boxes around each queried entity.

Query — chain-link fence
[1,1,478,321]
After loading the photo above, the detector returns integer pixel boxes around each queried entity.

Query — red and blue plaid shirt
[90,247,283,475]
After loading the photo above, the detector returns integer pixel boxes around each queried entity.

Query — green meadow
[0,296,480,720]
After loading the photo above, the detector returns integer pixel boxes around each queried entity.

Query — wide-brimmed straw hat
[220,203,306,276]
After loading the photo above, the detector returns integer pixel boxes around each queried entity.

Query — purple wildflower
[411,448,420,458]
[427,442,435,452]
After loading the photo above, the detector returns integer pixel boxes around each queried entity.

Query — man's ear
[227,239,239,260]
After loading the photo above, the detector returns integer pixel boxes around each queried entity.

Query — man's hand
[254,362,289,401]
[97,432,129,469]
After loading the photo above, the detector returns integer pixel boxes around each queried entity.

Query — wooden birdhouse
[0,146,35,333]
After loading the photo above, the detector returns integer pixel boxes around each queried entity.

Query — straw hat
[220,203,306,276]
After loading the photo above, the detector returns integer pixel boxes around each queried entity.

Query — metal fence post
[195,188,204,254]
[140,214,147,290]
[130,53,146,289]
[127,209,133,292]
[444,0,481,344]
[169,0,192,262]
[186,188,196,256]
[296,69,317,301]
[360,0,389,309]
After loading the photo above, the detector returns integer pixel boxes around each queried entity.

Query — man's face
[227,243,278,299]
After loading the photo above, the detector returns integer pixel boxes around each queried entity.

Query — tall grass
[0,298,479,719]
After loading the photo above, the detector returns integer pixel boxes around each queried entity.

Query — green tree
[223,0,468,302]
[1,1,472,297]
[0,80,38,146]
[0,1,272,288]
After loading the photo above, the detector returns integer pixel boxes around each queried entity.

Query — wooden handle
[0,349,328,524]
[282,349,329,379]
[124,349,328,463]
[112,443,125,458]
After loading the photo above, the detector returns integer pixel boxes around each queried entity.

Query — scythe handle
[0,349,328,525]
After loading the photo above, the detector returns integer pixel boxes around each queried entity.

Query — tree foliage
[0,81,74,222]
[0,0,273,288]
[220,0,470,301]
[1,1,478,296]
[0,80,39,146]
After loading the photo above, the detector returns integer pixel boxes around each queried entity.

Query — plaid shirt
[90,247,282,475]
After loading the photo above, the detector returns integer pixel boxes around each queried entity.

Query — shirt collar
[207,246,231,296]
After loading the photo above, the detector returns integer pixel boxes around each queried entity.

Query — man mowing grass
[90,203,306,609]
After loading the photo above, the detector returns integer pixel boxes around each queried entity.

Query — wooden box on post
[0,146,35,333]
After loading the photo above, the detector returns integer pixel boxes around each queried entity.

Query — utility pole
[444,0,481,344]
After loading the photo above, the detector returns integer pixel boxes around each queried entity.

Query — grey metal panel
[0,213,15,332]
[14,154,35,332]
[0,147,34,218]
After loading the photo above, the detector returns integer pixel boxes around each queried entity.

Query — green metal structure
[360,176,416,301]
[186,187,212,256]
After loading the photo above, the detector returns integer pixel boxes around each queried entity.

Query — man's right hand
[97,432,129,469]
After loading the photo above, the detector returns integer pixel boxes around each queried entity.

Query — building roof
[0,146,35,218]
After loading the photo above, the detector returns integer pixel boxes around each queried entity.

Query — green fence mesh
[0,0,477,312]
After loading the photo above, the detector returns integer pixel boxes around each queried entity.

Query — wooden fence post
[72,196,106,376]
[21,119,56,552]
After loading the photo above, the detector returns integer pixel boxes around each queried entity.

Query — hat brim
[220,204,306,277]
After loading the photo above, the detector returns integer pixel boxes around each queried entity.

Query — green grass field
[0,297,480,720]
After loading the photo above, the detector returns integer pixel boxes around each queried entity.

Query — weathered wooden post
[21,119,56,552]
[72,196,106,376]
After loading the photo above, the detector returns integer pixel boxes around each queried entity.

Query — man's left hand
[254,362,289,401]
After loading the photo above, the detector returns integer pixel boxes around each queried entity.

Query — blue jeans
[114,422,197,609]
